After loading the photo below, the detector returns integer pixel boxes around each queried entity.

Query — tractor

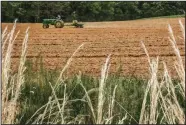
[42,18,84,29]
[42,19,64,28]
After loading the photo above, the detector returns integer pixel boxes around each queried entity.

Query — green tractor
[42,19,64,29]
[42,18,84,29]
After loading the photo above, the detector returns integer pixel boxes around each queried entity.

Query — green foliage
[1,1,185,22]
[16,58,147,124]
[15,58,184,124]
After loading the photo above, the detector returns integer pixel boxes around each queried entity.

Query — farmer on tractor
[56,15,61,20]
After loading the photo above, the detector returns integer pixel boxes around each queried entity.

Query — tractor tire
[43,24,49,29]
[55,21,64,28]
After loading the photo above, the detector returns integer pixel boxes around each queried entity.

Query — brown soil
[2,18,185,78]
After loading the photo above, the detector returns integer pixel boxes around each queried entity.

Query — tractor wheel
[55,21,64,28]
[43,24,49,29]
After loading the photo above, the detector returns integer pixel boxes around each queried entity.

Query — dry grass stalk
[79,54,113,124]
[55,43,85,89]
[139,42,160,124]
[48,82,67,124]
[2,20,29,124]
[168,22,185,95]
[79,77,97,123]
[97,54,111,124]
[140,20,185,124]
[106,84,118,124]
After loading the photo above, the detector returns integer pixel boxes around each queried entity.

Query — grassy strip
[16,58,147,124]
[15,57,184,124]
[136,14,185,21]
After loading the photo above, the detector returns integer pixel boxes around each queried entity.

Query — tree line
[1,1,185,23]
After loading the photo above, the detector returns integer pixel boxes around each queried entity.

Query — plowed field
[2,18,185,78]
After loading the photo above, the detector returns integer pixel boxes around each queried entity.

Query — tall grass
[139,19,185,124]
[2,20,185,124]
[2,19,29,124]
[19,59,144,124]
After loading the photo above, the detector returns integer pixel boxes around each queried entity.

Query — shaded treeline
[1,1,185,22]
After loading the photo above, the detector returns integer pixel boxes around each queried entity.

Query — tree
[1,1,185,23]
